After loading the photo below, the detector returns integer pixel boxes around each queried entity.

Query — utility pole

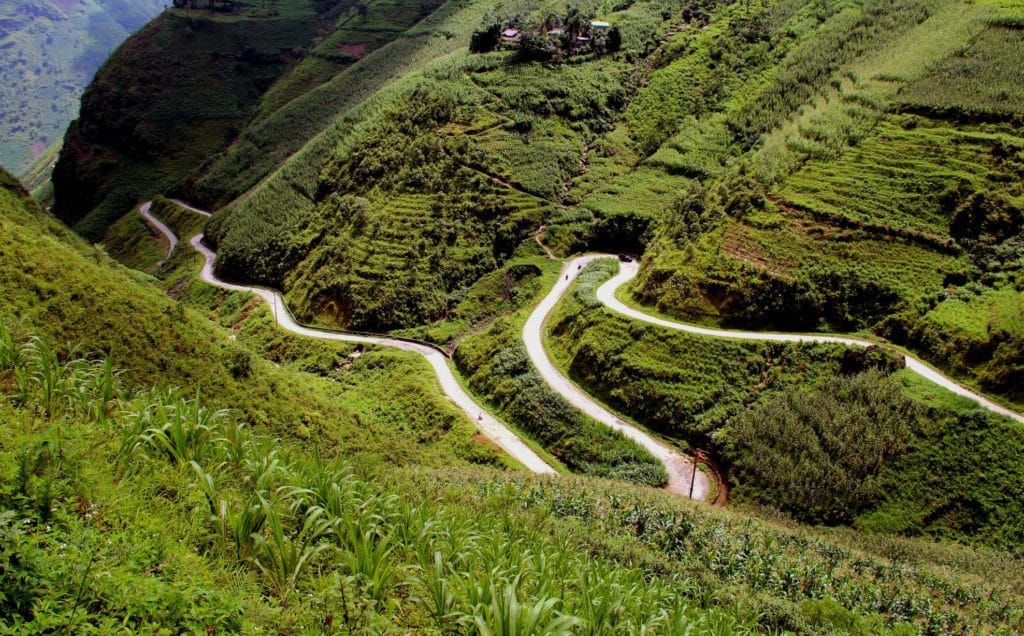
[688,449,707,499]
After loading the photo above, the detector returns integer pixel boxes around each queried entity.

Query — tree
[516,31,553,62]
[564,4,586,38]
[470,23,501,53]
[606,26,622,52]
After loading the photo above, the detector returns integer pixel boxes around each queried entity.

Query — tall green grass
[3,326,1020,632]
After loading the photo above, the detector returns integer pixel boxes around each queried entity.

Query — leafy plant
[471,577,581,636]
[124,390,226,466]
[0,510,48,621]
[251,503,332,597]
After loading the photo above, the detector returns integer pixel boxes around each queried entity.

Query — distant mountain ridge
[0,0,164,174]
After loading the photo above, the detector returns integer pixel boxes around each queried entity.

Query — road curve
[168,199,213,218]
[523,255,711,500]
[598,259,1024,426]
[136,204,557,475]
[139,202,176,261]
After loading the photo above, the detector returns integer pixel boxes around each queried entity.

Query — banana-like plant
[412,551,461,630]
[0,320,20,376]
[574,569,629,635]
[336,519,401,601]
[472,577,581,636]
[18,337,85,418]
[250,502,332,598]
[216,420,250,468]
[128,390,226,466]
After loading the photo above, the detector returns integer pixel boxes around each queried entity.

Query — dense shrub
[730,371,917,524]
[469,23,500,52]
[0,511,47,621]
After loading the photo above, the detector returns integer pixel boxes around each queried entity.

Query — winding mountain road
[524,256,711,499]
[139,201,178,261]
[597,260,1024,426]
[137,203,557,476]
[139,200,1024,504]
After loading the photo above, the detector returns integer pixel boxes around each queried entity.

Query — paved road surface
[137,203,557,476]
[598,260,1024,426]
[138,201,176,260]
[523,255,711,500]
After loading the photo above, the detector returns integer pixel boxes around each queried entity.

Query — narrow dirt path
[523,255,711,500]
[598,260,1024,426]
[137,203,557,476]
[533,225,558,260]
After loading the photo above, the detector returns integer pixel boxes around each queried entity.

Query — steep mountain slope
[600,0,1024,406]
[49,0,1024,553]
[549,260,1024,547]
[199,0,1024,368]
[0,169,498,469]
[0,0,164,174]
[203,0,681,330]
[50,0,449,240]
[5,169,1024,632]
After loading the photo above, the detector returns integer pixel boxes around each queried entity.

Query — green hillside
[195,0,1022,414]
[614,0,1024,407]
[50,0,337,239]
[0,0,165,174]
[50,0,454,241]
[0,171,500,472]
[5,168,1024,633]
[33,0,1024,628]
[550,260,1024,547]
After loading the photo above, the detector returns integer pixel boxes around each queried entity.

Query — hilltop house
[472,15,617,58]
[502,28,522,43]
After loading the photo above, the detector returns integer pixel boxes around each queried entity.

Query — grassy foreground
[3,323,1023,633]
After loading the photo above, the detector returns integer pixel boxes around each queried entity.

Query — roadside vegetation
[2,321,1023,633]
[606,0,1024,408]
[33,0,1024,627]
[56,0,1024,405]
[1,170,501,473]
[549,261,1024,547]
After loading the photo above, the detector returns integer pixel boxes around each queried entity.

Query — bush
[469,23,500,53]
[730,371,917,524]
[0,511,47,621]
[228,349,252,380]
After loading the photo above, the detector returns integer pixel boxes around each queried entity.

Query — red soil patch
[336,42,368,57]
[30,140,47,157]
[721,224,787,274]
